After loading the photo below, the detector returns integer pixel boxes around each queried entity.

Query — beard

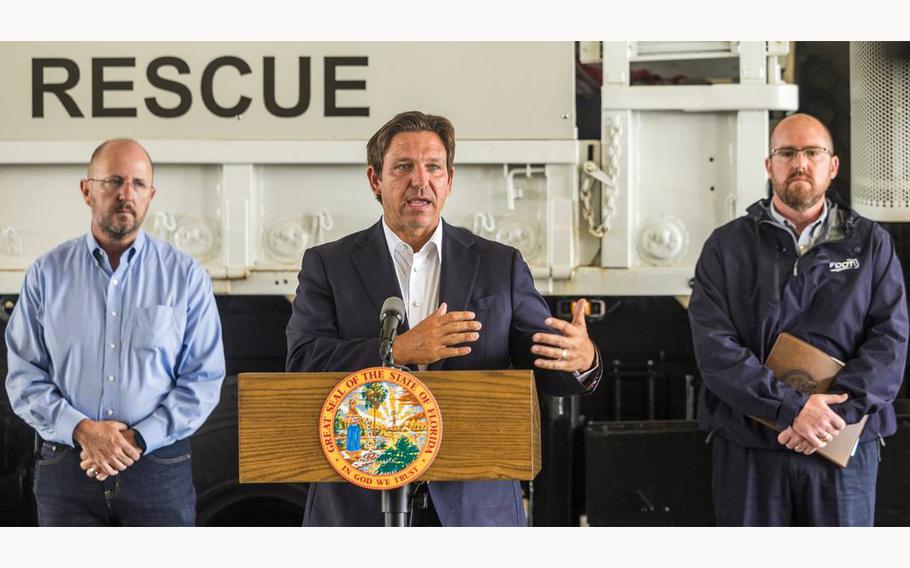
[773,176,826,213]
[97,203,143,240]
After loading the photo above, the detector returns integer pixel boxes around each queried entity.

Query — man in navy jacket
[689,113,908,526]
[286,111,601,526]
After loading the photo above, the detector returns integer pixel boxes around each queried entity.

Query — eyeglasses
[769,146,833,163]
[86,176,152,193]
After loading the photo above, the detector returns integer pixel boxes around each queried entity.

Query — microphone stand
[380,345,412,528]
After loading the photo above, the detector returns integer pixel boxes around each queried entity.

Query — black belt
[40,437,189,455]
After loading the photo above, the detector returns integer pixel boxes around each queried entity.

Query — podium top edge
[237,370,534,379]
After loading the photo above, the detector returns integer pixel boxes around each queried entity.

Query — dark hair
[367,111,455,178]
[88,138,154,179]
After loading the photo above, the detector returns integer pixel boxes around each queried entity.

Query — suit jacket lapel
[432,221,480,370]
[351,220,406,328]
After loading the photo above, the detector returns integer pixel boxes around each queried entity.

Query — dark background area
[2,42,909,526]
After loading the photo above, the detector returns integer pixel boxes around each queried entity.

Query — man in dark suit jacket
[286,111,601,526]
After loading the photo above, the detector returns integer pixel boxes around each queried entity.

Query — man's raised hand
[392,302,481,365]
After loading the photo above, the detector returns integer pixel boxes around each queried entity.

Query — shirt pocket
[131,305,184,353]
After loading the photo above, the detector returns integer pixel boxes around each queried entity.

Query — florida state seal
[318,367,442,490]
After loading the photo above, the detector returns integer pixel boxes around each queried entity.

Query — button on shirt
[4,230,226,453]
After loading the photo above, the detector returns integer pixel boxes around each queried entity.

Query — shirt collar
[84,229,147,265]
[381,217,444,262]
[769,198,829,238]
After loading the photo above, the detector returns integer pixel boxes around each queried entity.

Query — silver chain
[579,121,621,238]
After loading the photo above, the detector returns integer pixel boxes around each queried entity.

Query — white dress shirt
[382,217,444,371]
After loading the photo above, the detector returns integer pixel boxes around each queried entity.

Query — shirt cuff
[573,349,601,390]
[58,406,90,448]
[132,419,167,454]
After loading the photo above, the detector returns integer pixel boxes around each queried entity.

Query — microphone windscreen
[380,296,405,322]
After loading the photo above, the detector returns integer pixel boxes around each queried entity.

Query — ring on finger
[561,349,568,360]
[87,466,97,477]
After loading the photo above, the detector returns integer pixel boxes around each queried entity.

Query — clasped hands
[73,419,143,482]
[392,299,596,373]
[777,393,849,455]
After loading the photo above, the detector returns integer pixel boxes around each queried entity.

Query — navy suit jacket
[286,219,599,526]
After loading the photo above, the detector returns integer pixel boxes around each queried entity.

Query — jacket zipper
[759,220,801,275]
[759,219,850,277]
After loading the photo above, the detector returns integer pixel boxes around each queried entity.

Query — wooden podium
[238,370,542,483]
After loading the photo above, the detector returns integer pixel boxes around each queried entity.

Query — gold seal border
[318,366,443,490]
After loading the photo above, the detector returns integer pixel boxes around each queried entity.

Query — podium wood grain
[238,370,541,483]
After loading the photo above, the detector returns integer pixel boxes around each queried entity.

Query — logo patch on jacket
[829,258,860,272]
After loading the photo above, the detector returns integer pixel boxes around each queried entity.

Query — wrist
[72,418,92,445]
[390,339,411,365]
[581,346,598,373]
[582,353,595,372]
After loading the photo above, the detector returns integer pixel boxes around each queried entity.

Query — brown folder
[752,332,867,468]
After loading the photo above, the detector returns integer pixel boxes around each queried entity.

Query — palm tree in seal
[362,383,388,445]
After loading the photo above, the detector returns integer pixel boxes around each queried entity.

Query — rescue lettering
[31,55,369,119]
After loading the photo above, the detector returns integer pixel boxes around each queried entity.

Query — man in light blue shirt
[4,139,225,526]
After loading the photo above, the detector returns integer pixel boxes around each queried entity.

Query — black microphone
[379,296,406,364]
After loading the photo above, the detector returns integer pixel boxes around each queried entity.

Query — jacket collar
[438,220,480,315]
[747,191,858,237]
[431,220,481,371]
[351,220,406,325]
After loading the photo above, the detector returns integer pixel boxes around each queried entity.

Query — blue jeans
[34,438,196,526]
[712,436,879,526]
